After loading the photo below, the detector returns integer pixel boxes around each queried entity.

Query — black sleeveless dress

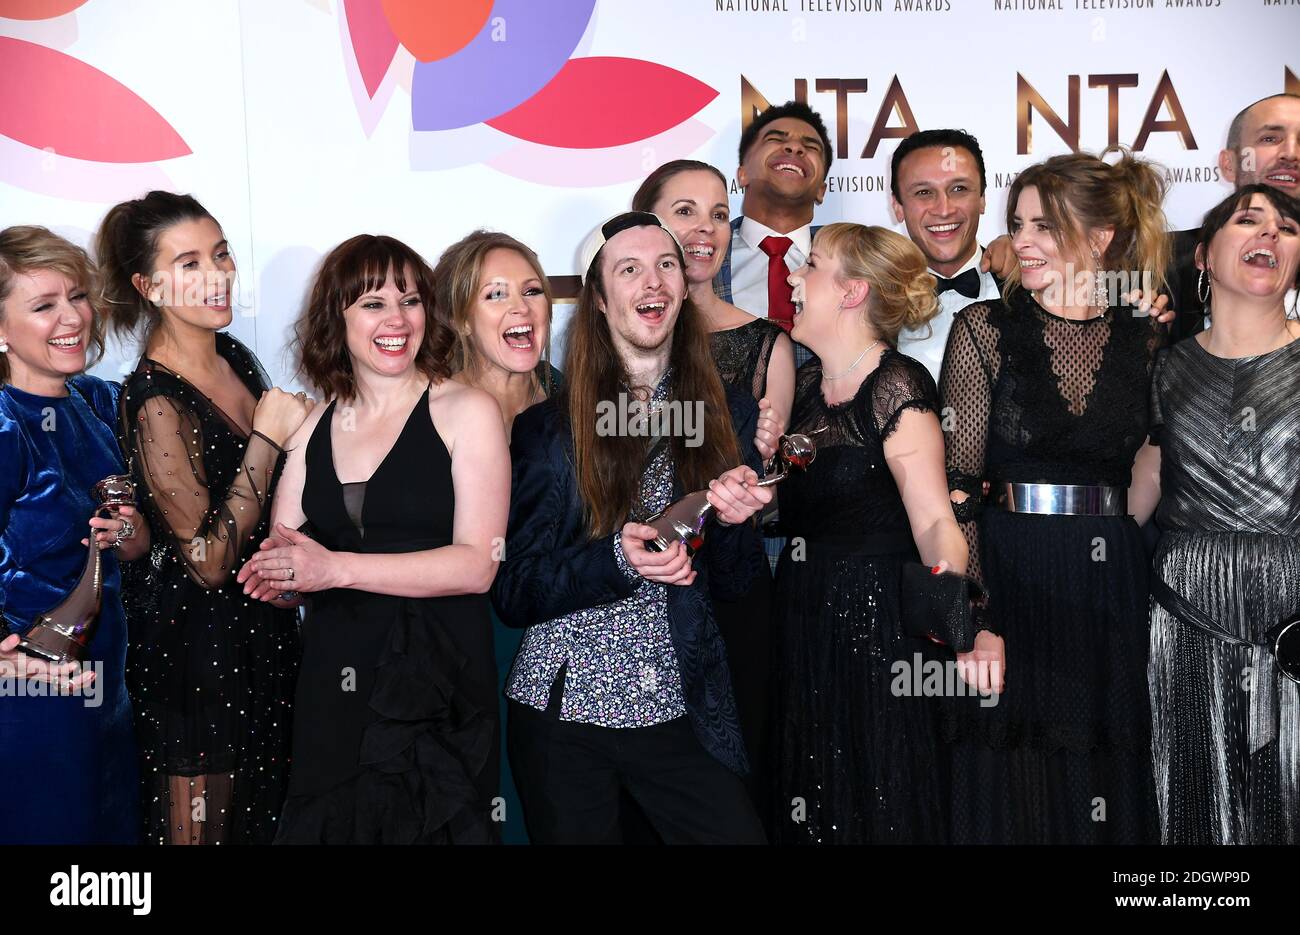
[275,387,499,844]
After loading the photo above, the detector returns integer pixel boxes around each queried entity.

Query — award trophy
[18,474,136,665]
[644,433,817,555]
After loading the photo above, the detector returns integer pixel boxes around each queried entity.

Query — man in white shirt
[892,129,1001,382]
[715,101,833,366]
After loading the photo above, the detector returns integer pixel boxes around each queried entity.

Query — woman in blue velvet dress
[0,226,149,844]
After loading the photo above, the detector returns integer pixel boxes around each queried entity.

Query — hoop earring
[1197,269,1211,306]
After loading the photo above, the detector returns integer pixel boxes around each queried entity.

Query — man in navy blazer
[493,211,772,844]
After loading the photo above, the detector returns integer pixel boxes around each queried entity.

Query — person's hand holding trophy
[619,432,817,586]
[12,474,138,667]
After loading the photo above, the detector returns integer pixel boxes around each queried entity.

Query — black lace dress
[708,318,782,826]
[939,291,1162,844]
[119,333,300,844]
[771,351,948,844]
[275,386,498,844]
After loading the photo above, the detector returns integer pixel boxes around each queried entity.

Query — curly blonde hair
[814,222,939,346]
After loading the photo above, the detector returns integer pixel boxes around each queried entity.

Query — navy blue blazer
[491,385,765,775]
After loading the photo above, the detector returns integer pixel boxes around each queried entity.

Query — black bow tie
[934,268,982,299]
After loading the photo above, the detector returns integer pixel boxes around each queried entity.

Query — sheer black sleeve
[121,377,283,590]
[938,304,1001,597]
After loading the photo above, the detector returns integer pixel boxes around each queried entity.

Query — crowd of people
[1,91,1297,846]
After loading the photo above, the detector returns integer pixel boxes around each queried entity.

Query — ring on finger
[118,519,136,541]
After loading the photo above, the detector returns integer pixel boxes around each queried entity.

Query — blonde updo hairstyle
[0,225,106,384]
[814,222,939,346]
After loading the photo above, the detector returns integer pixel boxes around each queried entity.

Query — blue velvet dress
[0,375,139,844]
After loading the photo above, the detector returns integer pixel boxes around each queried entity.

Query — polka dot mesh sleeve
[125,390,283,590]
[938,305,1001,593]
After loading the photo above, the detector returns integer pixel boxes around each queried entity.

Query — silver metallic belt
[996,482,1127,516]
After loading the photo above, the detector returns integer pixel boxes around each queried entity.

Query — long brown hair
[293,235,453,401]
[0,226,106,384]
[431,229,553,391]
[565,232,741,539]
[1005,148,1169,300]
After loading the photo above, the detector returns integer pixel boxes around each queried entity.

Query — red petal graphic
[0,0,88,19]
[0,37,189,163]
[486,57,718,149]
[343,0,398,98]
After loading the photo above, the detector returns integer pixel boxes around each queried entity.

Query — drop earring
[1091,247,1108,310]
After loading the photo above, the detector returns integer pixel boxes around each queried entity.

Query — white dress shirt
[731,216,812,319]
[897,245,1001,384]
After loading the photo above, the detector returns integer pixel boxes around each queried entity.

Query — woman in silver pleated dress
[1131,184,1300,844]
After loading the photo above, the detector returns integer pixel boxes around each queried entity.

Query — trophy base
[17,622,87,666]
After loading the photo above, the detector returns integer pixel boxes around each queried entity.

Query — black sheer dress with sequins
[119,333,300,844]
[771,350,948,844]
[939,291,1163,844]
[709,318,782,826]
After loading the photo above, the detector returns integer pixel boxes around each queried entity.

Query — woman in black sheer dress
[634,161,795,825]
[939,151,1169,844]
[100,192,310,844]
[1130,186,1300,844]
[773,223,968,844]
[239,235,509,844]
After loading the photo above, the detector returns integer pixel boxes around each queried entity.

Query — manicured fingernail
[931,565,942,574]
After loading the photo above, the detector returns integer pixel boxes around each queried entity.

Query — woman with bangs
[0,226,149,844]
[1131,185,1300,844]
[238,235,509,844]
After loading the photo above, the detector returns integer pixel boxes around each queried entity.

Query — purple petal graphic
[410,0,595,131]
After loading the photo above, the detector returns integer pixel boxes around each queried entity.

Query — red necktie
[758,235,796,333]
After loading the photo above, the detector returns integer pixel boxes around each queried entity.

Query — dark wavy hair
[1197,184,1300,297]
[95,190,216,340]
[293,235,452,401]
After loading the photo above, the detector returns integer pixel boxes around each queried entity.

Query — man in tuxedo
[891,129,1002,382]
[1167,92,1300,339]
[493,211,772,844]
[715,101,833,366]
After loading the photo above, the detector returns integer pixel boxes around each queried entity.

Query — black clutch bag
[900,562,984,654]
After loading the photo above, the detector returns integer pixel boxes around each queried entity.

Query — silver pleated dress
[1149,335,1300,845]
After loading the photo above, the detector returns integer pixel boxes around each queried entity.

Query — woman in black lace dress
[239,235,509,844]
[773,223,967,844]
[939,151,1169,844]
[99,192,310,844]
[634,161,794,823]
[1130,185,1300,844]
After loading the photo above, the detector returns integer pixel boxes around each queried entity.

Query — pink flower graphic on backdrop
[0,0,190,199]
[340,0,718,184]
